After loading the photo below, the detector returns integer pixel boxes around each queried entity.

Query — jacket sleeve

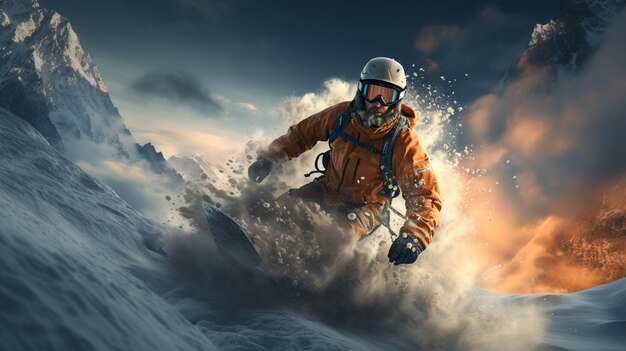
[392,129,442,250]
[262,102,350,162]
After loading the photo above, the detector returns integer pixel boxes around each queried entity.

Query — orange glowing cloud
[502,116,549,156]
[483,176,626,293]
[458,12,626,293]
[465,93,498,140]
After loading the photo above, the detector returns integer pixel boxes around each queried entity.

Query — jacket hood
[401,103,417,129]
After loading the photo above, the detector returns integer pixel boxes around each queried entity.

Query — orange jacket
[264,101,442,248]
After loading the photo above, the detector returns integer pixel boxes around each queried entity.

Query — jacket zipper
[351,158,361,183]
[337,158,351,193]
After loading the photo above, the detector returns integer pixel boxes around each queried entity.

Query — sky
[39,0,558,147]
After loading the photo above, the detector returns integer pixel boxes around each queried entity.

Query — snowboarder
[248,57,442,265]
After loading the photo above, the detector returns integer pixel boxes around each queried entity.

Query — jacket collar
[350,101,417,137]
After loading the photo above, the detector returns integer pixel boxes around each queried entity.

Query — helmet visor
[361,82,405,106]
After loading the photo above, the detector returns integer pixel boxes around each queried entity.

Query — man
[248,57,442,265]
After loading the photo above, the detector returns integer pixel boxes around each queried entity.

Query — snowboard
[202,202,268,276]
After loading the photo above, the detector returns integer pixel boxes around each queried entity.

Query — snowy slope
[473,279,626,351]
[530,279,626,351]
[0,106,216,350]
[0,106,414,350]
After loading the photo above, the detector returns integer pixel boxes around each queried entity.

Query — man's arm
[249,102,349,183]
[262,102,350,162]
[393,130,443,251]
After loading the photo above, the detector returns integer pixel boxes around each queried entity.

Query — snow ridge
[10,9,39,42]
[528,20,562,48]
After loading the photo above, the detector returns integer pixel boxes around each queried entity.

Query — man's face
[364,100,389,117]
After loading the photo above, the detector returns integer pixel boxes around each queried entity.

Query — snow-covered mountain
[496,0,625,88]
[135,142,184,186]
[0,0,183,188]
[0,0,130,154]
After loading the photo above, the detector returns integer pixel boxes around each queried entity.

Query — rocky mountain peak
[0,0,123,151]
[0,0,38,17]
[524,0,625,73]
[0,0,183,188]
[493,0,625,92]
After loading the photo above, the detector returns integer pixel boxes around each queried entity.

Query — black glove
[248,157,273,183]
[388,232,424,265]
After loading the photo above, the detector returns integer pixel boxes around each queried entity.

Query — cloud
[130,71,224,115]
[236,102,258,112]
[73,151,181,221]
[274,78,355,125]
[460,10,626,292]
[132,128,243,162]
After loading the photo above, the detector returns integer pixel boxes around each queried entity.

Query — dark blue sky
[39,0,557,96]
[37,0,558,139]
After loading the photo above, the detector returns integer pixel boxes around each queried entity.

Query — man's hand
[388,232,424,265]
[248,157,273,183]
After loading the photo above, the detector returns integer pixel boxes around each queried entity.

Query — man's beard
[353,92,401,128]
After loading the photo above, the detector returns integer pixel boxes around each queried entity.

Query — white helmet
[360,57,407,90]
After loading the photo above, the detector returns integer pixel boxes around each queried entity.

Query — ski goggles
[359,81,405,106]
